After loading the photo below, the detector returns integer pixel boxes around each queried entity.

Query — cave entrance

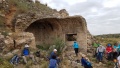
[25,18,61,45]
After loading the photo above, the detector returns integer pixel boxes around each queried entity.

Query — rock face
[0,34,5,53]
[0,0,90,53]
[0,32,35,55]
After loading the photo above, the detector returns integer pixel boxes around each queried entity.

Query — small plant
[36,43,50,50]
[1,31,9,37]
[48,38,65,56]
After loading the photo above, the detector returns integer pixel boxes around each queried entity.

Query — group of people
[10,43,60,68]
[73,41,93,68]
[93,42,120,67]
[10,43,37,65]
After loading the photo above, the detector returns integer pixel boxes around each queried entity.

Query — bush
[48,38,65,56]
[8,0,30,13]
[36,43,50,50]
[36,38,65,56]
[0,16,5,28]
[0,57,13,68]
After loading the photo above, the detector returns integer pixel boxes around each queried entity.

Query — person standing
[73,41,79,56]
[96,45,105,62]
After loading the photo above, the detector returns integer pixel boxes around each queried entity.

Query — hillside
[95,34,120,38]
[94,34,120,45]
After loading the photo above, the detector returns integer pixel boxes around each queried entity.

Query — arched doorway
[25,18,62,45]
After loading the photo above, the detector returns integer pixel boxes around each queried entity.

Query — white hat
[100,45,102,47]
[82,54,86,57]
[25,44,29,48]
[53,49,57,51]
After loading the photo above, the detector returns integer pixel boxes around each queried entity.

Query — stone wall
[0,0,90,52]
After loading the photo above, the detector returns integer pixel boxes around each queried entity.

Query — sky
[34,0,120,35]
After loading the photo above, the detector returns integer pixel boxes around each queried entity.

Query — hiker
[96,45,105,62]
[49,55,57,68]
[117,54,120,67]
[106,44,113,61]
[50,49,57,60]
[81,54,93,68]
[22,43,36,64]
[49,49,60,65]
[117,43,120,55]
[73,41,79,56]
[10,54,20,65]
[92,42,100,57]
[113,49,118,68]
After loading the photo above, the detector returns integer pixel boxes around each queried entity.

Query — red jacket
[106,47,113,53]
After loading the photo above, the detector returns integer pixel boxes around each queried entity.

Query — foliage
[36,43,50,50]
[0,58,13,68]
[48,38,65,56]
[105,61,114,68]
[8,0,31,13]
[36,38,65,56]
[1,31,9,37]
[95,34,120,38]
[0,16,5,28]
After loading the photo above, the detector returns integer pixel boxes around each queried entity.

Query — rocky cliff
[0,0,93,68]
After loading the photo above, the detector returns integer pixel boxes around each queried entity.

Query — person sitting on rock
[49,55,57,68]
[96,45,105,62]
[106,44,113,61]
[73,41,79,56]
[22,43,36,64]
[81,54,93,68]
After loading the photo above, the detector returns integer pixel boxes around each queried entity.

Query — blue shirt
[49,59,57,68]
[73,42,79,48]
[50,52,57,59]
[81,58,92,66]
[23,48,29,56]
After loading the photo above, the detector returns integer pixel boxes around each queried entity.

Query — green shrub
[48,38,65,56]
[0,16,5,28]
[0,58,13,68]
[36,44,50,50]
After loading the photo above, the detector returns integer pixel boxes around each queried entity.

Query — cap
[25,44,29,48]
[53,49,57,51]
[82,54,86,57]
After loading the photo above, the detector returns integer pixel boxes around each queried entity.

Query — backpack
[35,51,40,57]
[10,55,19,64]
